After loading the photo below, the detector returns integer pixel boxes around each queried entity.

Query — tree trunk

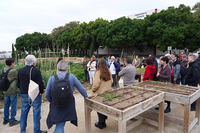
[96,48,99,58]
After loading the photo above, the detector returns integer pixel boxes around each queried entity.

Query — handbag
[119,77,124,88]
[28,67,39,102]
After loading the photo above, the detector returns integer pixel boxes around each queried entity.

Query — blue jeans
[4,93,18,123]
[188,84,197,109]
[181,76,186,85]
[54,122,66,133]
[20,94,42,133]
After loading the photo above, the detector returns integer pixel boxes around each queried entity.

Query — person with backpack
[45,60,88,133]
[92,58,113,129]
[185,55,200,111]
[171,54,181,84]
[2,58,20,127]
[17,55,47,133]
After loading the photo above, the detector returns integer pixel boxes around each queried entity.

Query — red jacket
[143,64,156,81]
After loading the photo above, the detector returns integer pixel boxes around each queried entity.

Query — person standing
[165,54,173,69]
[156,56,172,113]
[83,56,89,82]
[141,57,146,68]
[118,57,136,86]
[92,59,113,129]
[45,60,88,132]
[171,54,181,84]
[110,56,120,87]
[132,55,141,69]
[17,55,47,133]
[185,55,200,111]
[181,54,188,85]
[87,56,96,86]
[3,58,20,127]
[143,58,156,81]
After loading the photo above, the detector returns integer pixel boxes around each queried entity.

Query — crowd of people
[1,52,200,133]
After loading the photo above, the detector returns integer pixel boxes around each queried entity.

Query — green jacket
[3,66,20,95]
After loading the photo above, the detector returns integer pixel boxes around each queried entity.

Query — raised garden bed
[87,86,161,110]
[135,81,199,96]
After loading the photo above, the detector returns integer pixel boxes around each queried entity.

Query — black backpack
[180,65,187,77]
[0,68,12,91]
[51,73,73,108]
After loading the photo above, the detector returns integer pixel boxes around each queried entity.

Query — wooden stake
[158,101,164,133]
[183,105,190,133]
[195,98,200,125]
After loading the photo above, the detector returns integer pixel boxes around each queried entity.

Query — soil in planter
[136,81,198,95]
[89,87,159,110]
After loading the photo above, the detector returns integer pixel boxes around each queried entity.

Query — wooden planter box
[135,71,145,82]
[135,81,200,133]
[84,86,165,133]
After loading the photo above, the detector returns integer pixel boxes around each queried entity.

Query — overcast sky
[0,0,198,51]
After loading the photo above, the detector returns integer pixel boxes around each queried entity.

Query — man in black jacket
[185,55,200,111]
[17,55,47,133]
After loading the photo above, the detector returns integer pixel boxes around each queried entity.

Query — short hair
[149,56,155,62]
[145,58,153,65]
[165,54,171,57]
[57,57,63,65]
[189,55,196,61]
[102,56,106,60]
[126,57,132,64]
[172,54,179,59]
[5,58,15,66]
[193,53,198,59]
[182,54,187,57]
[161,56,169,64]
[57,60,68,71]
[111,56,115,60]
[25,55,36,66]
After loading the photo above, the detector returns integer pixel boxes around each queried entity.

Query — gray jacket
[173,64,181,79]
[118,64,136,86]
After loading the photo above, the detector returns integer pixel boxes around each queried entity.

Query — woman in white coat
[87,56,96,85]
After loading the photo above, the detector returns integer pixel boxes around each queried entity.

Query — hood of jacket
[173,59,181,66]
[147,64,156,70]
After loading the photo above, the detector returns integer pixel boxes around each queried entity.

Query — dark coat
[158,64,171,83]
[185,61,200,86]
[17,66,44,94]
[109,61,121,75]
[46,97,77,129]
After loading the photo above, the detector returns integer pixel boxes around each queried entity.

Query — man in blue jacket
[109,56,120,87]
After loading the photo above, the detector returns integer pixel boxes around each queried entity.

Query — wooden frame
[135,71,144,82]
[135,82,200,133]
[85,92,165,133]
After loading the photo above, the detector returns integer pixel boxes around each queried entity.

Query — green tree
[12,43,15,59]
[192,2,200,18]
[97,17,145,55]
[145,4,193,51]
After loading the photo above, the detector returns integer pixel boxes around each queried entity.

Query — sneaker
[9,120,20,127]
[3,120,9,125]
[40,131,47,133]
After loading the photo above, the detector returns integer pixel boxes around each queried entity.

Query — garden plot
[88,86,160,110]
[85,86,165,133]
[136,81,199,95]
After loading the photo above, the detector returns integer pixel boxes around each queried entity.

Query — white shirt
[110,62,116,75]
